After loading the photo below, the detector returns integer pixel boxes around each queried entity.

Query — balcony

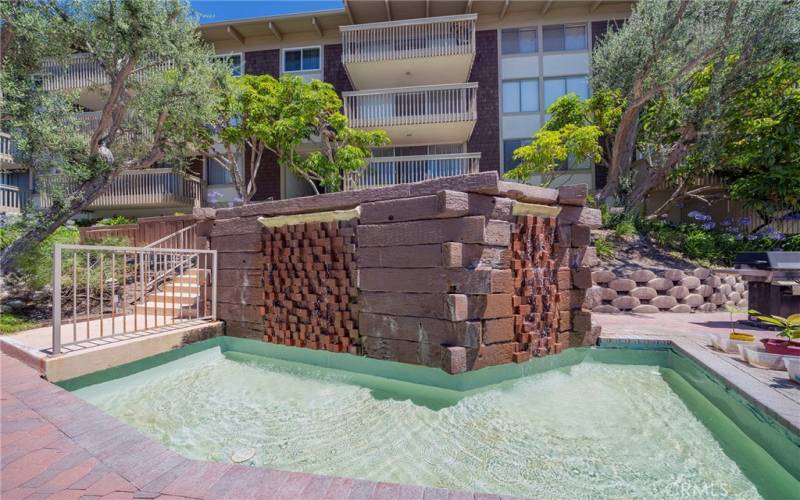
[340,14,476,89]
[39,168,203,210]
[343,152,480,191]
[343,83,478,146]
[0,132,18,167]
[0,184,29,214]
[40,54,171,92]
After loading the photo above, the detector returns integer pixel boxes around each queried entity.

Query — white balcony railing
[343,152,480,191]
[0,184,28,213]
[0,132,17,165]
[40,53,172,91]
[39,169,203,209]
[343,83,478,129]
[341,14,476,64]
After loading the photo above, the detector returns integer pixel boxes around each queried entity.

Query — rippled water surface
[75,348,766,499]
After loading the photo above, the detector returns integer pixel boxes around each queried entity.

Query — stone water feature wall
[195,173,600,373]
[586,268,748,314]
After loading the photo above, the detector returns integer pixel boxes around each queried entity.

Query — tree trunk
[0,172,118,273]
[599,106,640,203]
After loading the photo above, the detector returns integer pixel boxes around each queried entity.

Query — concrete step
[135,302,198,317]
[144,292,200,305]
[172,276,208,285]
[160,283,203,293]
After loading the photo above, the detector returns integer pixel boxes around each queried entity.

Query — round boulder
[737,298,748,308]
[680,276,701,290]
[632,305,660,314]
[667,286,690,299]
[629,269,657,283]
[650,295,678,309]
[584,287,604,309]
[742,291,749,300]
[724,276,737,286]
[612,295,641,310]
[592,270,617,284]
[718,284,732,296]
[710,292,726,305]
[592,304,620,314]
[682,293,705,307]
[693,267,711,279]
[600,287,619,301]
[669,304,693,313]
[696,303,717,312]
[734,283,746,293]
[695,284,714,297]
[664,269,686,281]
[609,278,637,292]
[704,275,722,287]
[647,277,674,291]
[629,286,658,300]
[728,291,741,303]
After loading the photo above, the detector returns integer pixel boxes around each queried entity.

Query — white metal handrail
[343,152,481,190]
[39,169,203,209]
[40,53,172,91]
[341,14,477,64]
[343,83,478,128]
[52,243,217,355]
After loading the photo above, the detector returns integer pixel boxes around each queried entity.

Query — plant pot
[760,338,800,356]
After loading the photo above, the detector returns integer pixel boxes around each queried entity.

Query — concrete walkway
[594,312,800,433]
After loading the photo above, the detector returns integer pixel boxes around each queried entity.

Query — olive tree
[0,0,228,271]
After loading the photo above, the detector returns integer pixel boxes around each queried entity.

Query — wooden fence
[79,215,197,247]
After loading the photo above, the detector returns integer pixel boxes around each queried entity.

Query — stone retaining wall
[193,173,600,373]
[586,268,747,314]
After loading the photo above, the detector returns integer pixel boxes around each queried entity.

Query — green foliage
[613,219,636,238]
[594,239,615,259]
[0,225,79,289]
[0,314,39,335]
[96,216,136,226]
[752,312,800,340]
[212,75,388,199]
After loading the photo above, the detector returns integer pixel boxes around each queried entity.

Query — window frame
[213,52,244,77]
[502,138,532,173]
[501,26,539,56]
[542,74,590,110]
[502,78,540,114]
[281,46,322,74]
[542,23,588,53]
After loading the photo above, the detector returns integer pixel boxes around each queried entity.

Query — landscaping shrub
[594,238,615,259]
[0,224,80,289]
[96,215,136,226]
[0,313,39,334]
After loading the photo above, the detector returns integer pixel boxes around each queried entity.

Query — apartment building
[0,0,632,216]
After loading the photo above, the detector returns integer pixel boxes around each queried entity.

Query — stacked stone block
[263,220,359,352]
[588,268,747,314]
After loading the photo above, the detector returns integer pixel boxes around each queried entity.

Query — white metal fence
[52,243,217,354]
[39,169,204,209]
[341,14,477,63]
[344,153,481,190]
[0,132,16,165]
[343,83,478,128]
[0,184,28,213]
[40,53,172,91]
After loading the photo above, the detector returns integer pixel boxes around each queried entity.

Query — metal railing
[0,184,28,213]
[343,83,478,128]
[40,53,172,91]
[39,169,204,209]
[344,152,481,190]
[0,132,17,165]
[52,243,217,355]
[341,14,477,64]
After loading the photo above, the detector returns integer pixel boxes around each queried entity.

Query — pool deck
[1,353,507,500]
[594,312,800,434]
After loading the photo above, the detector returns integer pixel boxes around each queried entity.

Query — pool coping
[599,335,800,437]
[0,352,523,499]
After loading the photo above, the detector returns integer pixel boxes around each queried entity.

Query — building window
[503,138,531,172]
[543,24,587,52]
[501,27,538,55]
[206,157,232,185]
[543,76,589,110]
[214,53,243,76]
[283,47,320,72]
[502,79,539,113]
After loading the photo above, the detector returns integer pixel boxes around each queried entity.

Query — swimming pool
[62,337,800,499]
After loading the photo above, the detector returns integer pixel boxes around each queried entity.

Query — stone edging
[586,267,747,314]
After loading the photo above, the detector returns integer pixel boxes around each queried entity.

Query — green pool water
[65,339,800,499]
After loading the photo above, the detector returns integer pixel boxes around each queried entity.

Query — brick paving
[1,353,518,499]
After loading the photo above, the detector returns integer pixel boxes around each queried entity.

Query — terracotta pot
[760,338,800,356]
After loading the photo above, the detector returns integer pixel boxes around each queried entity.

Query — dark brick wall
[244,49,281,199]
[467,30,500,173]
[324,44,352,95]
